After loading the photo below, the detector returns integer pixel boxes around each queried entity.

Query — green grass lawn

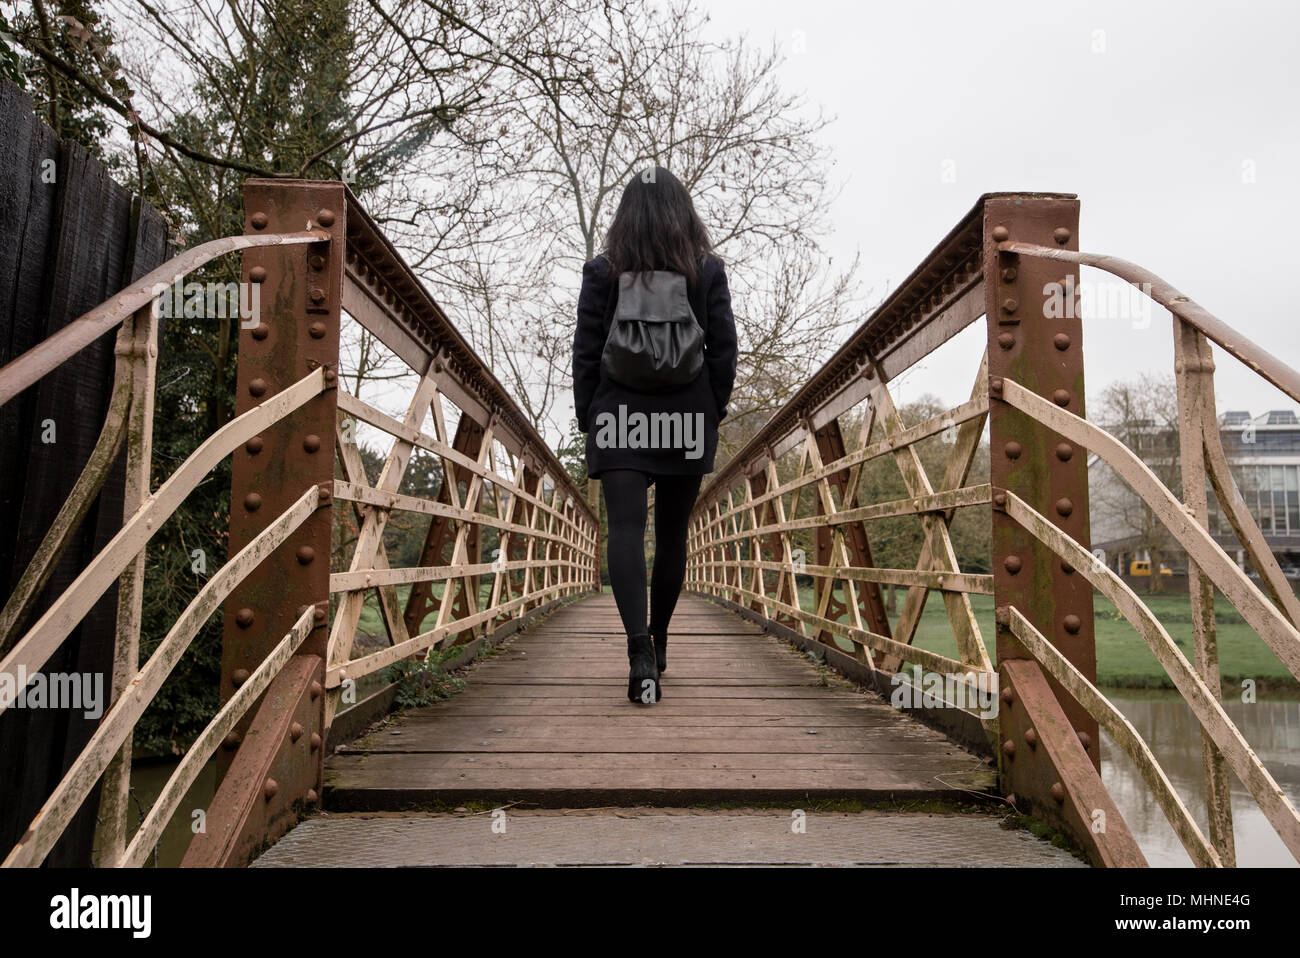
[790,586,1293,690]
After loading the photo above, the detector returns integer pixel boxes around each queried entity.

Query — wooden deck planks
[324,594,995,809]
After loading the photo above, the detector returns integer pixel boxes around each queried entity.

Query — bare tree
[1092,374,1183,592]
[20,0,862,450]
[416,0,864,449]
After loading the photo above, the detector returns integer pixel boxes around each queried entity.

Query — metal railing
[323,190,599,713]
[0,179,599,867]
[686,192,1300,867]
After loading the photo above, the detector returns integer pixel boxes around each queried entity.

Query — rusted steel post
[984,196,1141,863]
[183,179,343,866]
[986,196,1095,749]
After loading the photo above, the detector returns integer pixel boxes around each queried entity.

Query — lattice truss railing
[0,180,600,869]
[988,238,1300,868]
[327,380,599,703]
[0,209,333,867]
[320,188,601,721]
[687,351,995,683]
[687,193,1300,868]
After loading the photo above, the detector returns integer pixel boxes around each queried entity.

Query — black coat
[573,252,738,478]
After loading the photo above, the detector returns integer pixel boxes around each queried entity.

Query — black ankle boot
[650,628,667,673]
[627,632,661,703]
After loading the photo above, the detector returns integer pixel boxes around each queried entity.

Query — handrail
[328,387,599,687]
[330,556,584,593]
[698,396,989,534]
[336,391,591,533]
[0,367,327,705]
[697,486,993,551]
[2,488,320,867]
[118,604,317,868]
[0,229,328,406]
[7,180,1292,867]
[334,479,585,548]
[341,189,596,525]
[687,344,995,678]
[694,569,984,680]
[1004,607,1221,868]
[0,179,602,869]
[1000,378,1300,677]
[329,578,595,686]
[695,192,1073,505]
[1003,490,1300,860]
[996,240,1300,404]
[685,191,1300,866]
[322,189,603,720]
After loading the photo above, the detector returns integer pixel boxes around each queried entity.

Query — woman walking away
[572,166,738,705]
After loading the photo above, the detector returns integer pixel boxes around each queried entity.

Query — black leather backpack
[600,268,704,391]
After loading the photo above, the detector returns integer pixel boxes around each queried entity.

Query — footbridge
[2,181,1297,867]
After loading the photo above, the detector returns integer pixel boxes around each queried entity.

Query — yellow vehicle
[1129,560,1173,577]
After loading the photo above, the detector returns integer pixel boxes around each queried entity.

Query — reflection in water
[1103,692,1300,867]
[124,758,217,868]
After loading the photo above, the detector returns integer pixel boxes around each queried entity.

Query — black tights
[600,470,703,640]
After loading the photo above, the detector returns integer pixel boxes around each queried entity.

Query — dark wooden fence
[0,79,167,865]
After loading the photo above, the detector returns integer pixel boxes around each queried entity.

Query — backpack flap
[601,271,705,391]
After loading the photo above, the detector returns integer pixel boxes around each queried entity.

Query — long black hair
[602,166,712,287]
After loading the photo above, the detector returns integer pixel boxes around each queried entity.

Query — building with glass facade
[1089,409,1300,578]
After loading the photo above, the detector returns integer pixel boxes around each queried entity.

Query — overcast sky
[697,0,1299,417]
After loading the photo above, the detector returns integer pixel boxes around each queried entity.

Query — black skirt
[583,371,721,477]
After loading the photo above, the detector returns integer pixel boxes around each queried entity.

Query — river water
[1101,692,1300,867]
[125,758,217,868]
